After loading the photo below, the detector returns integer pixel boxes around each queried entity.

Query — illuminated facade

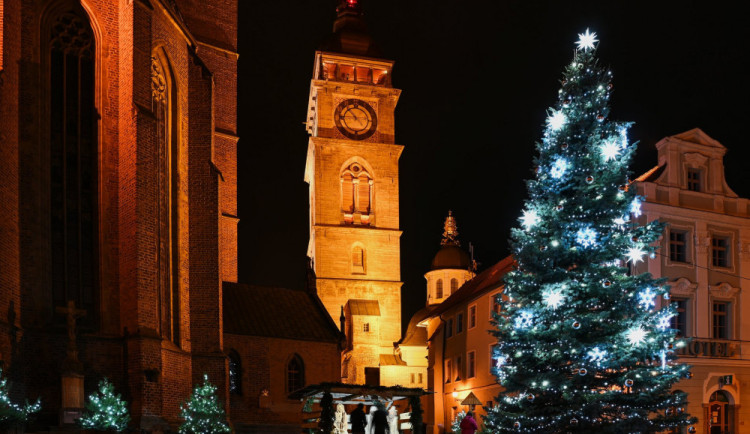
[304,0,403,385]
[0,0,238,430]
[634,129,750,434]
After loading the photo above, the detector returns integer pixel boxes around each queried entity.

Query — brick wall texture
[0,0,240,430]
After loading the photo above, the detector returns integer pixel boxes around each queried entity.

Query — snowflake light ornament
[520,209,540,231]
[514,310,534,329]
[576,227,598,248]
[543,287,565,310]
[626,326,648,346]
[656,312,674,330]
[576,28,598,51]
[587,347,607,365]
[626,245,646,264]
[600,139,621,162]
[619,125,629,148]
[550,157,568,179]
[547,110,567,131]
[630,198,643,218]
[638,287,657,310]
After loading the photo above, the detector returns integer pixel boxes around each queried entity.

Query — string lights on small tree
[0,368,41,431]
[487,29,696,432]
[79,378,130,432]
[178,374,231,434]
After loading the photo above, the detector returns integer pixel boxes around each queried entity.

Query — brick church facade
[0,0,239,430]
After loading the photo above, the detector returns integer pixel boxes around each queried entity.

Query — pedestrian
[460,411,478,434]
[372,405,389,434]
[350,403,367,434]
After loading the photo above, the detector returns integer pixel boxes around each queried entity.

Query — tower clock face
[334,99,378,140]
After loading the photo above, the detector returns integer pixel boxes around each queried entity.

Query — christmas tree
[0,367,41,430]
[488,30,695,433]
[178,374,231,434]
[78,378,130,432]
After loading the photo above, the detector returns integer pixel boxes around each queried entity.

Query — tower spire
[322,0,380,57]
[441,210,460,247]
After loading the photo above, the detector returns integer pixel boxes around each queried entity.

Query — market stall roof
[289,382,430,405]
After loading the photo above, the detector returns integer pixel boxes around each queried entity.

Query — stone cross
[55,300,86,360]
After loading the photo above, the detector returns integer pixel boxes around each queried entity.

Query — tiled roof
[347,299,380,316]
[428,255,515,318]
[379,354,406,366]
[223,282,342,343]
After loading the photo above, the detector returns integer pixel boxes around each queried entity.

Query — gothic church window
[48,7,98,320]
[152,52,181,345]
[228,350,242,395]
[287,355,305,393]
[341,162,372,225]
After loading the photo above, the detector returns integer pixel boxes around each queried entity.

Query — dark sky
[236,0,750,332]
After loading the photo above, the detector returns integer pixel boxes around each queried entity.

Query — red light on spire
[347,0,357,6]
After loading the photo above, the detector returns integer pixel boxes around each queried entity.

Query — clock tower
[304,0,403,385]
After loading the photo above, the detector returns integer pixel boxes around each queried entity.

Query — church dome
[430,245,471,270]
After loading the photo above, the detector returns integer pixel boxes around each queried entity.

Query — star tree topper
[576,28,598,51]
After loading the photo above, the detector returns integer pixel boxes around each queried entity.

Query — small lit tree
[451,410,466,434]
[0,367,41,431]
[178,374,231,434]
[79,378,130,432]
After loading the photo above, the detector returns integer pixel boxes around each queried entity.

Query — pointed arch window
[228,350,242,395]
[287,355,305,393]
[152,53,181,345]
[341,162,372,225]
[436,279,444,299]
[48,6,98,321]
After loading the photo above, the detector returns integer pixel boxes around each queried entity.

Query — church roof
[397,305,436,347]
[223,282,342,343]
[429,255,515,319]
[431,245,472,270]
[320,0,384,58]
[379,354,407,366]
[347,299,381,316]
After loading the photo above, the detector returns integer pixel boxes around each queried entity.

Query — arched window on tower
[436,279,444,299]
[152,52,181,346]
[341,162,372,225]
[228,350,242,395]
[287,354,305,393]
[352,245,365,274]
[451,278,459,294]
[48,5,98,322]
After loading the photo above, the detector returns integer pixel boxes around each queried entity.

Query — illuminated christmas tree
[0,368,41,431]
[178,374,230,434]
[79,378,130,432]
[488,30,696,433]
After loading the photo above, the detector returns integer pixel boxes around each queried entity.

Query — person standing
[350,403,367,434]
[460,411,478,434]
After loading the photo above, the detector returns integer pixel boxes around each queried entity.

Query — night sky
[236,1,750,332]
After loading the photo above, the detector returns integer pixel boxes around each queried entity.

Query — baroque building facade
[0,0,239,430]
[304,0,404,386]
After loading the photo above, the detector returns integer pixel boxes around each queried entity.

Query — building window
[491,293,501,315]
[228,350,242,395]
[467,351,476,378]
[410,373,415,384]
[352,245,365,274]
[152,52,181,345]
[341,162,372,225]
[671,299,688,337]
[436,279,444,299]
[446,318,453,338]
[712,236,730,268]
[287,355,305,393]
[445,360,452,383]
[686,168,702,192]
[456,313,464,334]
[468,305,477,329]
[451,278,459,294]
[363,323,370,333]
[455,355,462,381]
[48,7,98,323]
[669,230,688,263]
[418,373,423,384]
[712,302,730,339]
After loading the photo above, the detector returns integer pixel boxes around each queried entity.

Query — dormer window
[686,168,702,192]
